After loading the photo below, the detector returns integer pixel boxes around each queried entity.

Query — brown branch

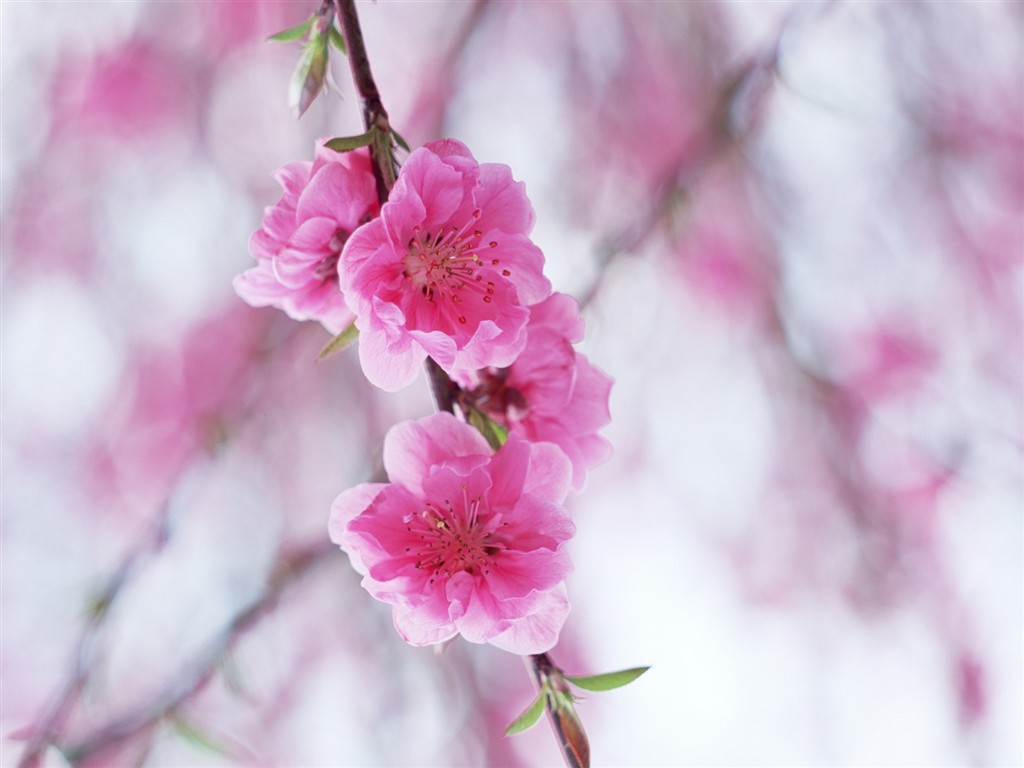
[527,654,590,768]
[336,0,461,415]
[334,8,590,764]
[336,0,395,197]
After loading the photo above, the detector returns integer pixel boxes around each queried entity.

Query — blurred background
[2,1,1021,765]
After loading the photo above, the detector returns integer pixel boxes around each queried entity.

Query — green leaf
[169,715,234,758]
[466,408,509,451]
[391,128,411,152]
[565,666,650,692]
[268,16,314,42]
[328,25,347,53]
[318,321,359,360]
[324,130,376,153]
[504,691,546,736]
[289,33,329,118]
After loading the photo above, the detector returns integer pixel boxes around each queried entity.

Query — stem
[336,0,460,416]
[426,357,457,415]
[334,7,583,765]
[336,0,395,198]
[527,654,590,768]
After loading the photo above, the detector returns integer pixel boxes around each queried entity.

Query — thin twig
[17,508,174,768]
[527,654,589,768]
[336,0,395,197]
[59,539,337,763]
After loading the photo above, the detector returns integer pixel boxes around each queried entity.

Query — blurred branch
[577,12,788,310]
[17,506,174,768]
[57,539,337,763]
[406,0,491,139]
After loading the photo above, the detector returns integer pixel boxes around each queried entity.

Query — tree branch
[336,0,396,197]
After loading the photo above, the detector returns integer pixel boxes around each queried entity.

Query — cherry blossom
[234,141,378,333]
[329,412,574,654]
[339,139,550,391]
[458,293,613,491]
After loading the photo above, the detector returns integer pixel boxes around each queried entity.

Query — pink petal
[297,161,376,230]
[391,591,460,647]
[487,547,572,599]
[271,160,312,199]
[233,263,293,306]
[485,233,550,305]
[287,216,338,252]
[382,413,490,495]
[523,441,573,504]
[485,436,530,510]
[357,324,423,392]
[528,292,585,343]
[488,585,570,655]
[473,162,535,236]
[389,145,465,234]
[340,218,390,292]
[329,482,388,580]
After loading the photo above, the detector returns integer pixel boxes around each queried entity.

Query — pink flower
[340,139,551,391]
[458,293,613,492]
[329,412,574,654]
[234,141,379,334]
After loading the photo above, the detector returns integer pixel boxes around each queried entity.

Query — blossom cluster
[236,138,612,655]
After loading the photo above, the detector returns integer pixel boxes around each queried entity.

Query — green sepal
[565,666,650,692]
[267,16,315,42]
[324,130,376,153]
[169,714,234,758]
[467,408,509,451]
[328,25,347,53]
[391,128,411,152]
[547,688,590,767]
[289,32,330,118]
[504,690,546,736]
[318,321,359,360]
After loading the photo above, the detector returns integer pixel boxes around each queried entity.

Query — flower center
[402,209,511,325]
[313,228,351,282]
[464,367,529,425]
[408,487,504,582]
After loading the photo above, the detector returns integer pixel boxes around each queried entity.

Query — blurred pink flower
[458,293,613,492]
[51,40,195,144]
[234,142,379,334]
[340,139,550,391]
[330,412,574,654]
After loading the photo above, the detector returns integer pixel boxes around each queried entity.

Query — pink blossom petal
[486,233,550,305]
[329,482,388,577]
[487,547,572,600]
[333,413,575,653]
[233,140,377,333]
[528,292,585,343]
[523,441,573,504]
[382,413,490,495]
[388,146,465,233]
[340,139,547,389]
[272,160,312,199]
[357,324,424,392]
[488,585,570,655]
[473,162,535,236]
[297,161,376,230]
[392,592,460,647]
